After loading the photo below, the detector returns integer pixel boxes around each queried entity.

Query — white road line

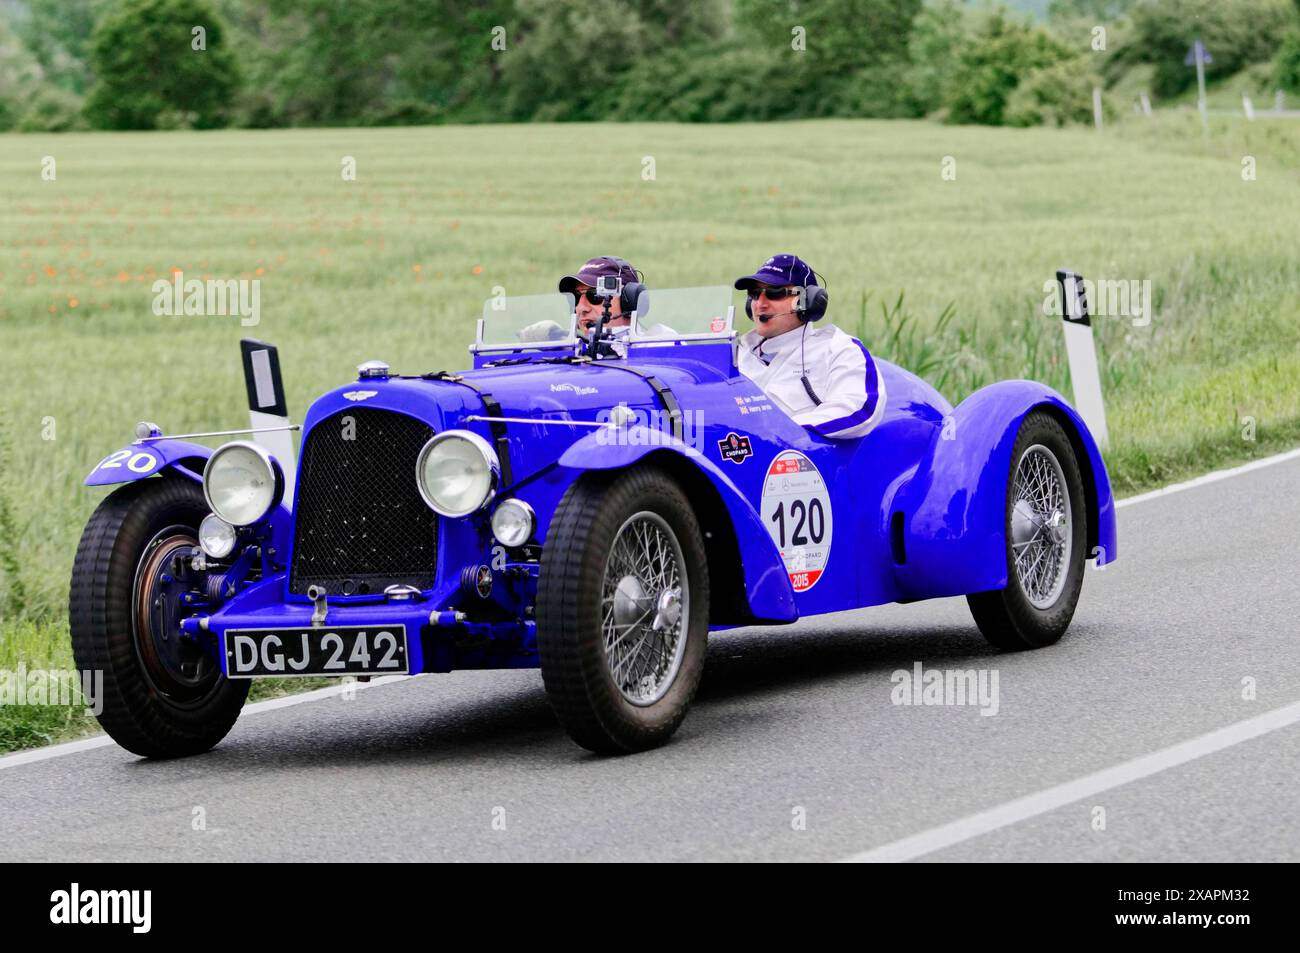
[4,446,1299,772]
[1115,446,1300,509]
[841,699,1300,863]
[0,675,412,771]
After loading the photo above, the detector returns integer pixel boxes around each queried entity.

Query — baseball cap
[733,253,816,289]
[558,256,641,294]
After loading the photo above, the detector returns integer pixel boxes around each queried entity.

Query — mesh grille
[289,408,437,595]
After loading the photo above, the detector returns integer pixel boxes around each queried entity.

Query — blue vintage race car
[71,286,1117,756]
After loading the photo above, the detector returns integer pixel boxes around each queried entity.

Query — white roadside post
[1093,87,1104,129]
[1140,92,1153,117]
[1056,270,1109,451]
[240,339,296,503]
[1186,38,1212,133]
[1243,93,1255,120]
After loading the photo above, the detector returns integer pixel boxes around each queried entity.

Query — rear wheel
[69,477,248,758]
[537,466,709,754]
[967,411,1089,650]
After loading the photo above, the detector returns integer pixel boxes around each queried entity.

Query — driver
[558,255,644,336]
[734,254,886,440]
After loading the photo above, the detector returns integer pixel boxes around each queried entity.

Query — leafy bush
[612,45,815,121]
[501,0,727,121]
[0,17,45,131]
[1276,29,1300,94]
[84,0,240,129]
[945,13,1074,125]
[1130,0,1296,97]
[905,0,974,115]
[16,87,88,131]
[1005,57,1110,126]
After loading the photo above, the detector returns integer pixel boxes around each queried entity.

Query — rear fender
[891,382,1116,600]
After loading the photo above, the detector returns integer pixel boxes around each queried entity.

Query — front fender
[560,426,798,623]
[892,382,1117,601]
[84,439,212,486]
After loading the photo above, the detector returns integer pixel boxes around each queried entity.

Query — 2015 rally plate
[222,625,408,678]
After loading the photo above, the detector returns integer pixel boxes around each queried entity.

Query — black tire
[537,466,709,754]
[69,477,249,758]
[967,411,1089,650]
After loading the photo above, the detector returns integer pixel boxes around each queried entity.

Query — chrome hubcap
[1010,444,1072,610]
[601,511,689,706]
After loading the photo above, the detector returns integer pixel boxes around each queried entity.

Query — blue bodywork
[85,335,1117,677]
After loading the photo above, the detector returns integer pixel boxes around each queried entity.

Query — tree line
[1,0,1298,132]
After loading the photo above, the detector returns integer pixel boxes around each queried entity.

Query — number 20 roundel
[760,450,833,592]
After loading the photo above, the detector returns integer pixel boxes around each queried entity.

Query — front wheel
[967,411,1089,650]
[537,466,710,754]
[69,477,248,758]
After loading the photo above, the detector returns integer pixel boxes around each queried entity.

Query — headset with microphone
[745,269,829,405]
[743,271,828,323]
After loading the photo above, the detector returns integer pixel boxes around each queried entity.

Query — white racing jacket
[737,322,886,440]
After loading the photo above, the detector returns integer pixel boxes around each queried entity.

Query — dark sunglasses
[576,288,609,305]
[746,287,799,301]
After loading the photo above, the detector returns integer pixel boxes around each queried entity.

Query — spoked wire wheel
[1009,444,1073,610]
[967,411,1089,650]
[538,466,709,754]
[601,511,689,707]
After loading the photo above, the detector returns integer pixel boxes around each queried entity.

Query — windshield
[628,285,735,340]
[477,292,576,349]
[474,286,735,352]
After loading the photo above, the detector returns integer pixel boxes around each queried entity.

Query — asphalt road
[3,453,1298,862]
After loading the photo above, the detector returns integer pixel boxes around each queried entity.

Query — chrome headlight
[203,441,284,527]
[416,430,500,517]
[491,499,534,547]
[198,513,237,559]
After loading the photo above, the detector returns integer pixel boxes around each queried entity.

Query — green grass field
[2,115,1299,750]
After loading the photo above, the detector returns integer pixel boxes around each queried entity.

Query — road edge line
[0,674,414,771]
[1115,446,1300,509]
[840,699,1300,863]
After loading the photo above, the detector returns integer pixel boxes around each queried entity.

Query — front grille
[289,408,437,595]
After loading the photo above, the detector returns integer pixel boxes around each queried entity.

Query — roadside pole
[1056,270,1110,451]
[1186,39,1212,134]
[241,339,297,502]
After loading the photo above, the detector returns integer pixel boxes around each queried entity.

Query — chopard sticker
[760,450,832,592]
[717,432,753,464]
[709,316,727,333]
[342,390,377,401]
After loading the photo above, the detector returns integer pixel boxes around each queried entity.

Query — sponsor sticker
[717,432,753,464]
[760,450,832,592]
